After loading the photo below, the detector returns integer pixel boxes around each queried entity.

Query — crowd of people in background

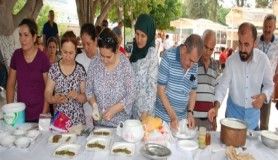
[1,10,278,132]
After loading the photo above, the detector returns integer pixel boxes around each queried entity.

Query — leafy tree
[150,0,182,30]
[0,0,43,66]
[217,7,230,25]
[123,0,164,28]
[256,0,270,7]
[185,0,208,19]
[36,5,52,36]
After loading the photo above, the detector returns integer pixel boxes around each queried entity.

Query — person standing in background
[42,10,59,47]
[75,23,98,127]
[257,14,278,130]
[219,47,227,70]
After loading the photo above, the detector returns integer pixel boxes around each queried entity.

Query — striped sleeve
[157,53,170,85]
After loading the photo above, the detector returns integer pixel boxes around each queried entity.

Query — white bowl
[1,135,16,147]
[0,132,9,142]
[261,130,278,149]
[13,129,26,136]
[177,140,198,151]
[27,129,40,138]
[15,137,31,148]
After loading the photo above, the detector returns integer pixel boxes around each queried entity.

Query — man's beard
[239,50,253,62]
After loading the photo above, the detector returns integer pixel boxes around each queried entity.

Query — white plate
[13,129,26,136]
[92,128,112,137]
[86,137,109,151]
[54,144,81,158]
[14,137,32,148]
[140,143,171,160]
[173,128,197,139]
[17,123,38,131]
[27,129,40,139]
[1,135,16,147]
[177,140,198,151]
[49,134,77,144]
[111,142,135,156]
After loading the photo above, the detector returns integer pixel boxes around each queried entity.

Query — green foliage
[150,0,182,30]
[217,7,230,25]
[12,0,27,15]
[183,0,229,25]
[122,0,181,30]
[256,0,270,8]
[36,5,51,35]
[185,0,208,19]
[123,0,165,28]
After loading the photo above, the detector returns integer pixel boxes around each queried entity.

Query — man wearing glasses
[208,22,273,130]
[194,30,220,130]
[155,34,204,131]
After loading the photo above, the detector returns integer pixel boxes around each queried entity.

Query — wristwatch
[187,109,194,115]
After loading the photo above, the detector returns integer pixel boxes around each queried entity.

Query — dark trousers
[260,102,271,130]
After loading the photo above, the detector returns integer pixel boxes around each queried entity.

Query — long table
[0,127,278,160]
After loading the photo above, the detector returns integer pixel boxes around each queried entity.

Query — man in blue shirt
[208,22,273,130]
[155,34,204,131]
[42,10,59,47]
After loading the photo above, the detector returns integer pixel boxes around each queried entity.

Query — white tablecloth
[0,127,278,160]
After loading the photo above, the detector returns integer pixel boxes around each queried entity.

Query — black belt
[198,118,208,121]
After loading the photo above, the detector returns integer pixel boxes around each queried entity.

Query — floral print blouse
[49,61,86,125]
[86,54,136,127]
[131,47,159,119]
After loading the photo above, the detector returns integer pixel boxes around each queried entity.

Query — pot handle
[116,121,124,137]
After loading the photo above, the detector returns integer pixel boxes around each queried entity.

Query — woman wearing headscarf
[130,14,159,120]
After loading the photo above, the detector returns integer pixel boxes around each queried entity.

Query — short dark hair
[183,34,204,57]
[18,18,38,37]
[80,23,97,41]
[98,28,119,53]
[264,14,276,22]
[101,19,108,28]
[47,36,59,47]
[61,31,77,49]
[238,22,257,41]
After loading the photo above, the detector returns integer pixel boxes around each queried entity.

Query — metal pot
[220,118,247,147]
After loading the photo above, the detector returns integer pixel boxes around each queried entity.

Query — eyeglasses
[205,45,214,52]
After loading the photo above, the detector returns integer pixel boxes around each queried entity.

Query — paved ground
[216,93,278,131]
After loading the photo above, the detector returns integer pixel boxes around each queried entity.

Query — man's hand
[252,93,266,109]
[170,118,179,132]
[208,107,218,123]
[187,113,195,129]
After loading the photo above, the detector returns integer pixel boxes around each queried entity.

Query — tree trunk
[116,0,124,21]
[0,0,43,66]
[95,0,116,26]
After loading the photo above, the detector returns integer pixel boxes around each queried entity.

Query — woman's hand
[67,90,79,100]
[52,94,67,104]
[102,103,123,121]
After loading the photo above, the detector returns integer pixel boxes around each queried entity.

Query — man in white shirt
[75,23,98,127]
[208,22,273,130]
[256,14,278,130]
